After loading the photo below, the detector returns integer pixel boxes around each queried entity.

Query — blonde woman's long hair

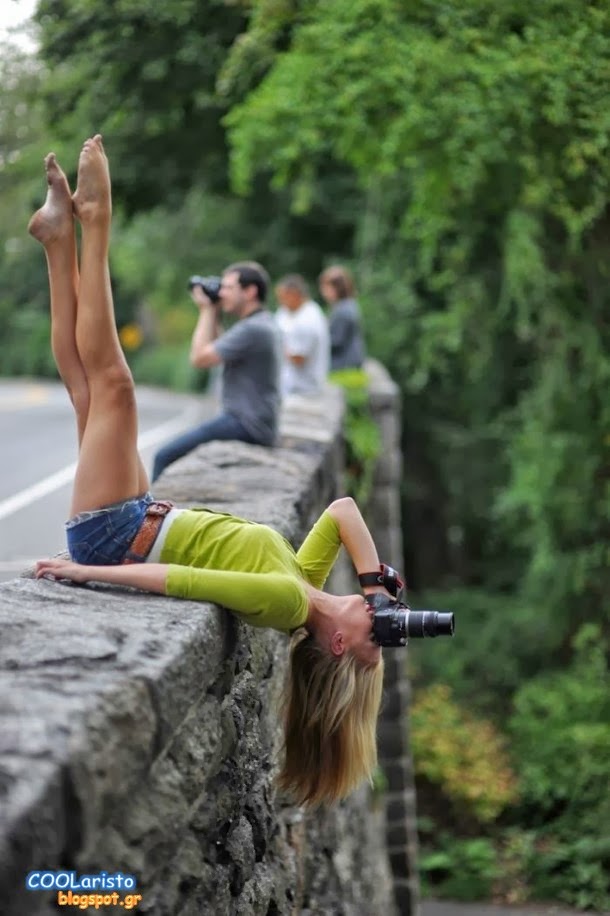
[277,630,384,807]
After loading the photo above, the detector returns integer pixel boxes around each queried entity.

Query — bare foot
[71,134,112,224]
[27,153,74,245]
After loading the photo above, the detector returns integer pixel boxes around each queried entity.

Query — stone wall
[366,361,421,916]
[0,363,417,916]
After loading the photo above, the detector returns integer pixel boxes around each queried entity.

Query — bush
[407,586,534,715]
[508,624,610,911]
[128,343,208,393]
[0,306,57,378]
[419,833,499,902]
[410,683,519,826]
[328,368,380,504]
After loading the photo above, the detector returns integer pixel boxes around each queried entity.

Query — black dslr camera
[187,275,222,304]
[361,564,454,647]
[366,593,454,647]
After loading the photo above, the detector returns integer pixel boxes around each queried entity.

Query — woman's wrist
[358,564,404,598]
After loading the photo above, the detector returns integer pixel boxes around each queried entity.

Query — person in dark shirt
[318,265,366,371]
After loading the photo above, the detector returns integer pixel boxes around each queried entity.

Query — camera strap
[358,563,405,598]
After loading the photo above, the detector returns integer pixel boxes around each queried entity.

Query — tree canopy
[224,0,610,629]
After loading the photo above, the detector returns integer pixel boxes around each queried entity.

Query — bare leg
[68,135,149,514]
[28,154,90,445]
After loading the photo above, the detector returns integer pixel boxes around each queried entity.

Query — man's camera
[187,275,222,304]
[366,593,455,647]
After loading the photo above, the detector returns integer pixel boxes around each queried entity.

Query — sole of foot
[71,134,112,224]
[27,153,74,245]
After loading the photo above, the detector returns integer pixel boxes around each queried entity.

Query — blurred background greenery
[1,0,608,909]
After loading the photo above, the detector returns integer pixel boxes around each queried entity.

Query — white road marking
[0,407,201,522]
[0,463,77,522]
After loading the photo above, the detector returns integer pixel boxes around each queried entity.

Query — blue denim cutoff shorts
[65,492,155,565]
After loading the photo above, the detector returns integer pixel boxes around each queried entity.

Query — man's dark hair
[225,261,270,303]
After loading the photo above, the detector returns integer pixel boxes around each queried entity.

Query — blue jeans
[152,412,257,482]
[66,492,154,565]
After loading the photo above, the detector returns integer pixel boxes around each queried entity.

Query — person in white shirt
[275,274,330,396]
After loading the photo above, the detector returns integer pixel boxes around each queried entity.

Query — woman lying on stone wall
[29,135,395,808]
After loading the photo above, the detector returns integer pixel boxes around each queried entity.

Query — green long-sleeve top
[161,508,342,633]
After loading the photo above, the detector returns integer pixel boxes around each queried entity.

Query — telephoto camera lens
[367,594,455,647]
[405,610,455,638]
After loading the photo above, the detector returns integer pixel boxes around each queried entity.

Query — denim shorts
[65,492,154,565]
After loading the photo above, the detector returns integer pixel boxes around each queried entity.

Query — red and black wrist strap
[358,564,405,598]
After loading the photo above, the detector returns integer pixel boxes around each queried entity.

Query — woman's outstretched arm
[35,557,168,593]
[35,557,309,631]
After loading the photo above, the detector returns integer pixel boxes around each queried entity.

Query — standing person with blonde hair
[28,136,394,806]
[318,264,366,371]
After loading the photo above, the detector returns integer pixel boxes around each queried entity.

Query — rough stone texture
[367,359,422,916]
[0,377,407,916]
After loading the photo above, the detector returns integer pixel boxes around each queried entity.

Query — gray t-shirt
[214,310,281,445]
[329,298,366,371]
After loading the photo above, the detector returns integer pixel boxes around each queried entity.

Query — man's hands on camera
[191,285,212,309]
[191,285,217,310]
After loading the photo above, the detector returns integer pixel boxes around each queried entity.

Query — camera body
[365,593,455,647]
[187,275,222,304]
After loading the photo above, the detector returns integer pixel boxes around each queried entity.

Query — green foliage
[226,0,610,634]
[408,587,559,712]
[110,187,263,313]
[524,834,610,914]
[419,831,499,902]
[31,0,362,273]
[128,342,205,393]
[415,623,610,909]
[0,305,57,378]
[411,683,519,824]
[369,764,388,801]
[510,624,610,808]
[0,43,53,377]
[328,368,380,504]
[507,624,610,911]
[34,0,249,212]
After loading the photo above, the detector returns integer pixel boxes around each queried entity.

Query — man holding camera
[152,261,281,482]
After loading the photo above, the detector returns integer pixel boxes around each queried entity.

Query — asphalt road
[0,378,212,581]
